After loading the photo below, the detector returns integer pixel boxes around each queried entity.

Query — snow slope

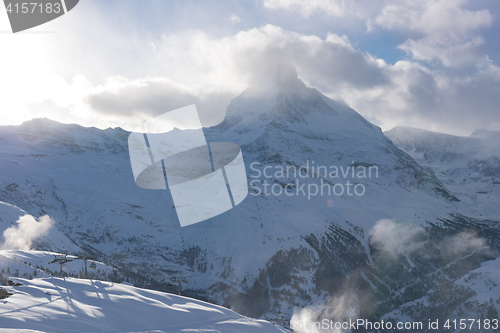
[0,201,81,254]
[0,277,289,333]
[382,255,500,327]
[457,256,500,307]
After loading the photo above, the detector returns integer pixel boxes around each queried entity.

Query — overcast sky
[0,0,499,135]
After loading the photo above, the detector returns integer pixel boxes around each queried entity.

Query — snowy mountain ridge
[0,276,289,332]
[385,126,500,219]
[386,126,500,162]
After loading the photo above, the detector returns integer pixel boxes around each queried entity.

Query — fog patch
[444,230,487,258]
[1,215,54,251]
[291,293,358,333]
[368,219,424,257]
[368,219,487,260]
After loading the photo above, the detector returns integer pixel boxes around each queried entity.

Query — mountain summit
[220,61,375,134]
[208,65,455,205]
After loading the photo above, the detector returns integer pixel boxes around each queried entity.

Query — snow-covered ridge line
[385,125,500,220]
[0,277,289,332]
[0,250,116,283]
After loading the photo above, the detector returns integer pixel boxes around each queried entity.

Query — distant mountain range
[0,64,499,331]
[386,126,500,220]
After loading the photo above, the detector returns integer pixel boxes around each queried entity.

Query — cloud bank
[0,0,498,135]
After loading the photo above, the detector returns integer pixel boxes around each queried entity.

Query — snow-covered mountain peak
[277,60,299,85]
[213,65,380,147]
[20,117,65,129]
[245,60,301,93]
[220,63,309,129]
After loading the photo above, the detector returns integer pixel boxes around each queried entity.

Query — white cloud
[2,215,54,251]
[368,219,424,256]
[154,22,498,135]
[398,34,486,67]
[260,0,494,69]
[376,1,492,35]
[375,0,493,67]
[86,76,236,129]
[368,219,488,260]
[263,0,349,17]
[291,294,357,332]
[444,230,486,258]
[229,13,241,23]
[81,25,390,129]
